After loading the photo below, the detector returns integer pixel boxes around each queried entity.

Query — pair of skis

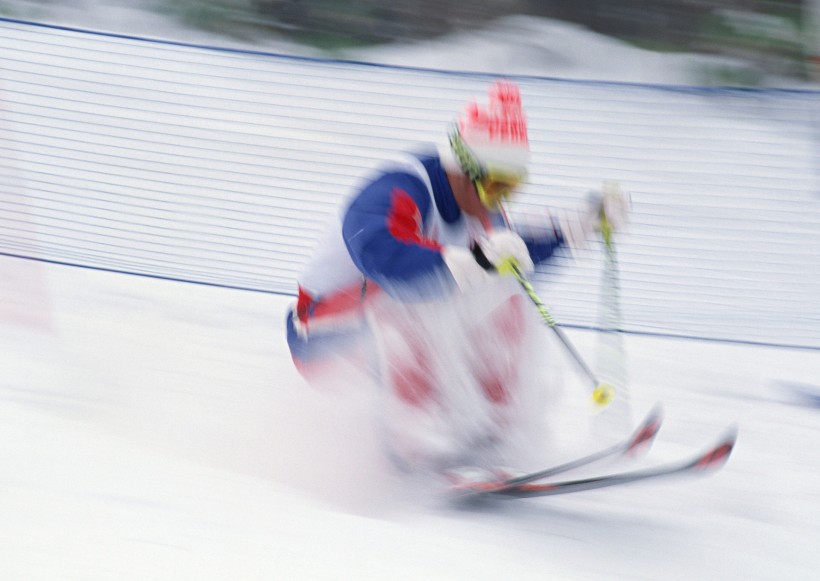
[447,405,737,500]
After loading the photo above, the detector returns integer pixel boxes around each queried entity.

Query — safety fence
[1,18,819,349]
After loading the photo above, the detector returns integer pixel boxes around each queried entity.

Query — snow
[345,15,723,85]
[1,8,820,581]
[3,257,819,580]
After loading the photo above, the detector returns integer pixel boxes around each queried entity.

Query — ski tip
[647,403,665,424]
[723,425,739,451]
[718,425,739,451]
[694,427,738,472]
[625,403,664,455]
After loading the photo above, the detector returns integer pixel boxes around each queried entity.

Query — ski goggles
[449,127,526,211]
[473,169,524,210]
[473,173,523,211]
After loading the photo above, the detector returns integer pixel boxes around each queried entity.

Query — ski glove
[475,230,535,276]
[593,181,630,234]
[558,181,630,253]
[442,231,534,292]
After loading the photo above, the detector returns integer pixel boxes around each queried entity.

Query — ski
[494,428,737,499]
[448,404,663,498]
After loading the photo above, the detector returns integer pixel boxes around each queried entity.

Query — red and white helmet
[447,80,531,181]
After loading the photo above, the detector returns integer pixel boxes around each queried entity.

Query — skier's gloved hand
[442,230,533,291]
[442,246,493,291]
[590,181,630,234]
[557,181,630,253]
[474,230,534,276]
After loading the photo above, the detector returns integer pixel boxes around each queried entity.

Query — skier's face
[449,172,485,219]
[450,170,516,220]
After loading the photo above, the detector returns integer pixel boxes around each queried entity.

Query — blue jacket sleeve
[518,222,564,264]
[523,230,565,264]
[493,210,565,265]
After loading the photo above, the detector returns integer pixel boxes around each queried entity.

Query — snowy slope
[345,14,721,84]
[2,255,819,581]
[1,10,819,581]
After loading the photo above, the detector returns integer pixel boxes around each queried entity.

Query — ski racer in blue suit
[285,81,629,468]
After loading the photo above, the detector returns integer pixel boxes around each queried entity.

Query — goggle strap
[448,126,486,181]
[450,126,527,184]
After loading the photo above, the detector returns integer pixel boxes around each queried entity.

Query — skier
[286,80,629,470]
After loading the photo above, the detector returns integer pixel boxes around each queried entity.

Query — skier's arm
[342,172,450,296]
[490,204,564,265]
[514,183,631,261]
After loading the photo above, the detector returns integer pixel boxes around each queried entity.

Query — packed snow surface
[2,258,819,580]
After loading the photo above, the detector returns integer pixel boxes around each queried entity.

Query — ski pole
[503,260,615,408]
